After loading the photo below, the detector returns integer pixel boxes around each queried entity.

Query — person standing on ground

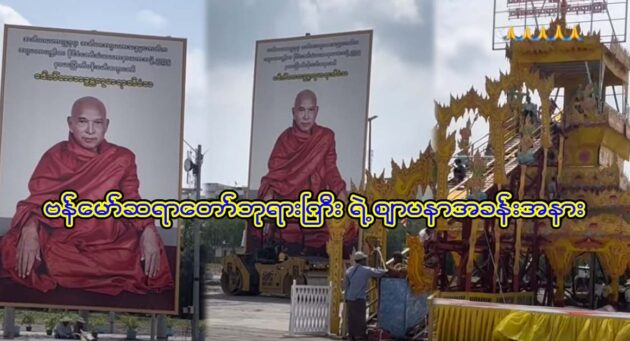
[344,251,388,341]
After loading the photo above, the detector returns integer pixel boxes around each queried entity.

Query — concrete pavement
[206,281,336,340]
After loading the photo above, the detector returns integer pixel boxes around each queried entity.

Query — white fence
[289,281,331,336]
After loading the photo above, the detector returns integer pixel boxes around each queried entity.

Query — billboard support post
[157,315,167,340]
[367,115,378,174]
[193,144,203,341]
[150,314,156,341]
[2,307,15,339]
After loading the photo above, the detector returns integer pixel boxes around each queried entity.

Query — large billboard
[0,25,185,314]
[246,30,372,257]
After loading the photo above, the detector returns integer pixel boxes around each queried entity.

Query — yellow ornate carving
[568,189,630,208]
[466,220,481,275]
[327,216,349,336]
[558,164,620,188]
[458,118,473,156]
[565,91,628,134]
[599,240,630,303]
[535,214,630,243]
[406,234,434,294]
[354,173,390,292]
[543,239,575,304]
[390,144,436,200]
[466,149,487,195]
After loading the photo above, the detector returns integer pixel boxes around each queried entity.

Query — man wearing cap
[54,316,74,339]
[344,251,388,340]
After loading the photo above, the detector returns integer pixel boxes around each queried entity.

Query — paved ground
[205,279,337,341]
[0,331,191,340]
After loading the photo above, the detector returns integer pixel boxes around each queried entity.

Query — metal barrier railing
[448,111,561,193]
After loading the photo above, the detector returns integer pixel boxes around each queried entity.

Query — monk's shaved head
[71,96,107,119]
[294,89,317,108]
[68,96,110,152]
[292,89,319,133]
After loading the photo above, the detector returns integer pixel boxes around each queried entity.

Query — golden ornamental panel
[406,235,434,294]
[567,189,630,208]
[537,213,630,241]
[558,165,620,188]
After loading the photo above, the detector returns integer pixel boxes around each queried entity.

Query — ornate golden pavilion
[326,17,630,340]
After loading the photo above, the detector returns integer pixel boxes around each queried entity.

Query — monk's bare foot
[140,227,161,278]
[16,224,41,278]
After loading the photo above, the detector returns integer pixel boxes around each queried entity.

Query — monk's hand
[16,223,40,278]
[140,228,161,278]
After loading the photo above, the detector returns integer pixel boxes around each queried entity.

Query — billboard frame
[244,29,373,252]
[0,24,186,315]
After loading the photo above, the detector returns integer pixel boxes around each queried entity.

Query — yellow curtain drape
[492,311,630,341]
[431,304,630,341]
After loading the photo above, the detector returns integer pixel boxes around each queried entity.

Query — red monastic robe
[0,134,173,295]
[256,123,357,251]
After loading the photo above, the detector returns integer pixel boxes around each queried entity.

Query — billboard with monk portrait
[246,30,372,258]
[0,25,185,313]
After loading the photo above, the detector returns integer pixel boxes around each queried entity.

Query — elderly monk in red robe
[253,89,357,256]
[0,96,173,295]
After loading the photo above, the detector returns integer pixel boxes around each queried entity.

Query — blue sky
[0,1,438,188]
[1,1,628,187]
[0,1,204,47]
[204,0,436,187]
[0,1,210,187]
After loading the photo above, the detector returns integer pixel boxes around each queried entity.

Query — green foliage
[21,312,35,325]
[90,315,108,329]
[45,315,59,330]
[120,315,139,330]
[203,218,245,249]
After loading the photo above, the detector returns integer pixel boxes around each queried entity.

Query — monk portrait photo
[253,89,357,256]
[0,96,174,298]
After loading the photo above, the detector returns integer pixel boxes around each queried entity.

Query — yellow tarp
[493,311,630,341]
[431,300,630,341]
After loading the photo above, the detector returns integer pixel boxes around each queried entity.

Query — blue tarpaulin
[377,277,429,338]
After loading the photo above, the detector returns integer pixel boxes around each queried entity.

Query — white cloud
[0,5,30,50]
[435,0,506,104]
[297,1,321,33]
[136,9,167,30]
[185,49,209,112]
[368,44,435,177]
[204,1,431,185]
[297,0,422,29]
[182,48,212,186]
[374,0,422,24]
[0,4,29,26]
[0,5,29,81]
[203,62,253,186]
